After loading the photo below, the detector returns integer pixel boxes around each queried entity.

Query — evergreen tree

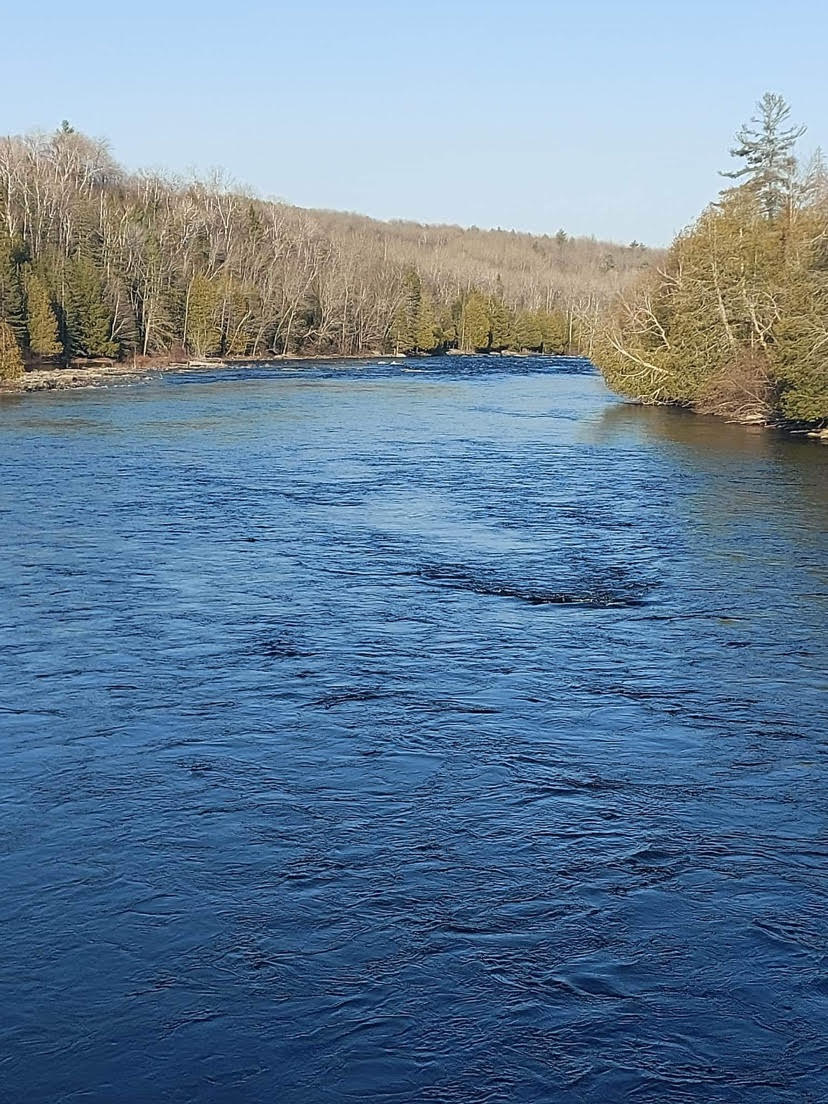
[593,165,827,426]
[0,319,24,381]
[65,255,117,358]
[722,92,805,219]
[415,289,439,352]
[390,271,443,353]
[539,310,567,353]
[487,296,513,349]
[774,219,828,422]
[459,291,490,350]
[0,225,26,341]
[185,273,221,356]
[513,310,543,350]
[392,270,421,353]
[23,267,62,357]
[435,303,457,350]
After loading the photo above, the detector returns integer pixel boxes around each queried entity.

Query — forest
[593,94,828,426]
[2,100,824,430]
[0,124,651,379]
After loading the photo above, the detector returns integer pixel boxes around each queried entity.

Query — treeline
[0,124,654,380]
[593,95,828,426]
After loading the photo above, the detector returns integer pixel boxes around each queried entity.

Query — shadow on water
[592,399,828,539]
[594,397,825,461]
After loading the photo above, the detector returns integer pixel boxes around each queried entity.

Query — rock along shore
[0,352,401,396]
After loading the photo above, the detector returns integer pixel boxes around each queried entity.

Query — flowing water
[1,356,826,1103]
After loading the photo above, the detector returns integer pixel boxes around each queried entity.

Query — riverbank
[0,352,407,395]
[0,350,554,397]
[627,396,828,441]
[2,360,175,394]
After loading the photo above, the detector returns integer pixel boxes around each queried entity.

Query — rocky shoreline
[1,359,183,395]
[0,353,399,395]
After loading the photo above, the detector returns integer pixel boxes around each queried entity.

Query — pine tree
[65,255,117,358]
[774,213,828,422]
[185,273,221,357]
[538,310,567,353]
[487,296,513,349]
[23,267,62,358]
[0,319,24,381]
[415,289,439,352]
[513,310,543,351]
[459,291,490,351]
[0,225,26,342]
[435,304,457,349]
[392,269,421,353]
[722,93,805,219]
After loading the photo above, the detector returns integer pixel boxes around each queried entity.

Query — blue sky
[3,0,826,245]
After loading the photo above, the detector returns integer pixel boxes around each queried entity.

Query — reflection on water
[1,356,826,1103]
[594,400,828,572]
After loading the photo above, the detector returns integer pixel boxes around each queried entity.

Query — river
[1,355,826,1102]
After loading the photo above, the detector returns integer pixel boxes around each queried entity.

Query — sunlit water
[1,356,826,1103]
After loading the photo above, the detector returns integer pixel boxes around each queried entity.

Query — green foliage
[415,289,439,353]
[434,303,457,350]
[391,270,441,353]
[0,319,24,380]
[511,310,541,350]
[593,96,827,427]
[538,310,567,352]
[459,291,490,351]
[0,123,654,367]
[185,273,222,357]
[0,225,26,341]
[487,296,512,350]
[722,92,805,219]
[23,267,62,357]
[774,229,828,422]
[65,255,117,358]
[392,270,421,353]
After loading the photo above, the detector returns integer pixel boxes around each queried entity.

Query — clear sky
[3,0,826,246]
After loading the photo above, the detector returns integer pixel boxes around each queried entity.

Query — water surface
[1,356,826,1103]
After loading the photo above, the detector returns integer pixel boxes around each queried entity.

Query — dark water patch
[248,637,315,660]
[416,563,649,607]
[310,689,389,709]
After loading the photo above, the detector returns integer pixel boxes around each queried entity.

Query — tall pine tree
[722,93,805,219]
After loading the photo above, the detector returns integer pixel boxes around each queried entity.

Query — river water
[1,356,826,1103]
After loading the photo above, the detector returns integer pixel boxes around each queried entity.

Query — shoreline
[0,349,561,397]
[3,356,825,440]
[0,352,408,396]
[627,396,828,441]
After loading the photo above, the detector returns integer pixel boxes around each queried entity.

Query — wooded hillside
[0,125,655,380]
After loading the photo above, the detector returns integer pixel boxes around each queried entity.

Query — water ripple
[0,355,826,1103]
